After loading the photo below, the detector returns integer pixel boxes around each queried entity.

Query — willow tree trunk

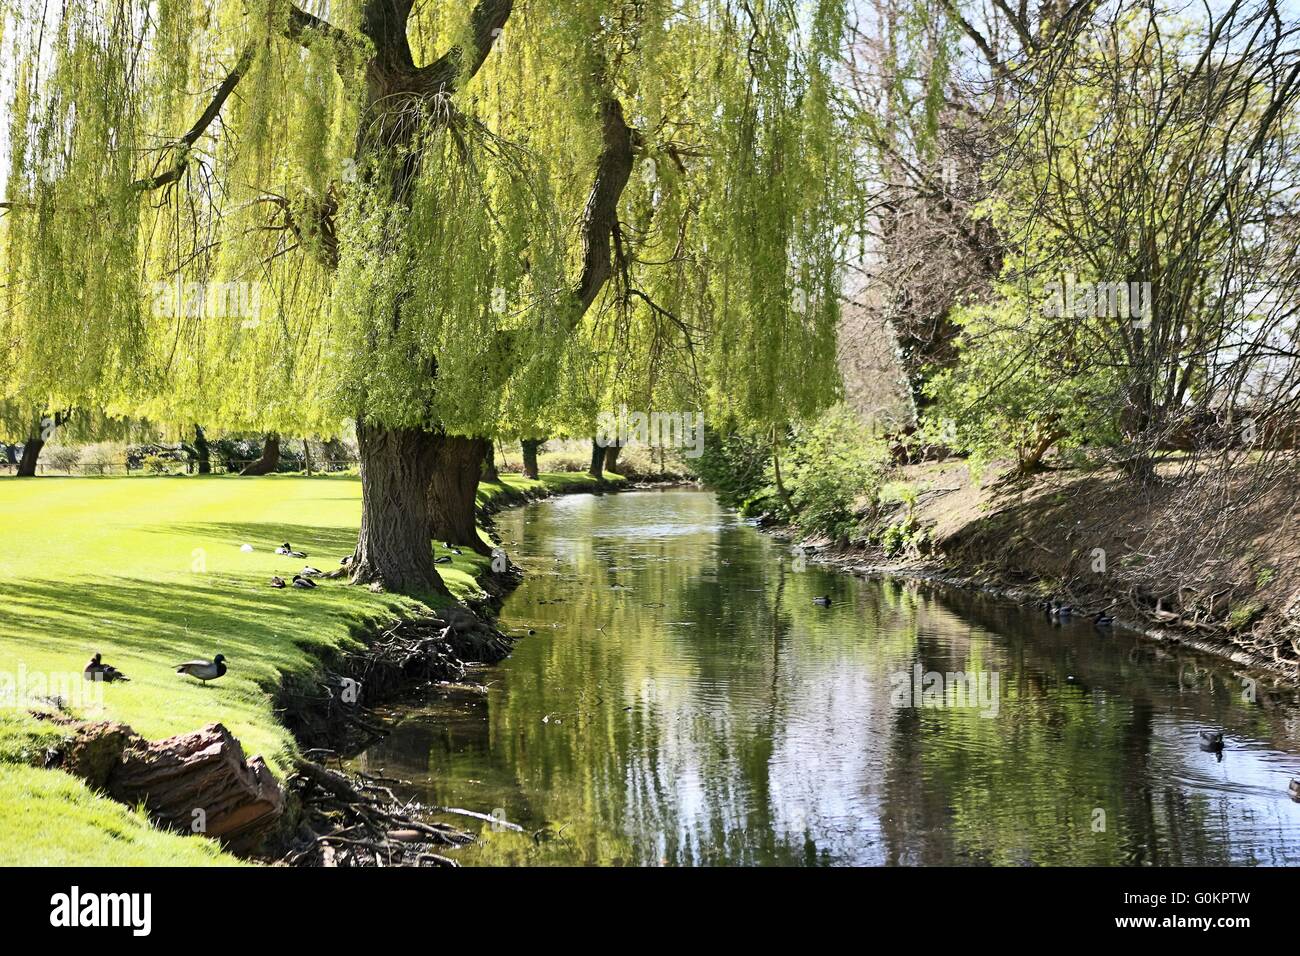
[240,433,280,476]
[194,425,211,475]
[588,439,605,479]
[482,441,500,483]
[603,445,622,474]
[353,423,448,595]
[521,439,542,480]
[429,435,492,555]
[16,438,43,477]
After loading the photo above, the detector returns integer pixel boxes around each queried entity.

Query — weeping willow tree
[0,0,852,593]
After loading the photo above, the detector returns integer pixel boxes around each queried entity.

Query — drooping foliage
[1,0,854,445]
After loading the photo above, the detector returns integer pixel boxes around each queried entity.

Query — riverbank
[0,470,632,865]
[774,457,1300,684]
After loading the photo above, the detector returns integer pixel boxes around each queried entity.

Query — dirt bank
[781,458,1300,684]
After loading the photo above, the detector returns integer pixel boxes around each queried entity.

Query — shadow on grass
[0,573,409,686]
[146,523,362,562]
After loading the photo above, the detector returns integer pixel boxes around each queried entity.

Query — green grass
[0,470,617,866]
[0,764,240,866]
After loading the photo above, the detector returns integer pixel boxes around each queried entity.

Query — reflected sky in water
[354,490,1300,866]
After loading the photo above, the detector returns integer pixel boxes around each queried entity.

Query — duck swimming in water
[176,654,227,685]
[813,596,832,607]
[84,653,130,683]
[1199,730,1225,751]
[275,542,307,558]
[1093,611,1116,628]
[1289,779,1299,802]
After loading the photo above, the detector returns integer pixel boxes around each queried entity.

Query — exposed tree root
[280,761,474,867]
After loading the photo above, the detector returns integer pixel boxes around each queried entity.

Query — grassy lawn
[0,470,618,865]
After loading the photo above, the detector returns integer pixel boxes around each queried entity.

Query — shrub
[45,446,82,474]
[81,442,124,475]
[687,426,771,509]
[787,405,890,542]
[536,449,590,473]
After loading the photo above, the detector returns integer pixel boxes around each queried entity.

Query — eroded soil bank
[779,459,1300,684]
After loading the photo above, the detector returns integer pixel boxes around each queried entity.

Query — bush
[126,443,190,471]
[925,298,1122,474]
[536,449,590,473]
[45,446,82,474]
[140,454,172,475]
[687,427,771,509]
[81,442,124,475]
[787,405,890,542]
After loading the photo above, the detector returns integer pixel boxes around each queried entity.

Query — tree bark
[521,438,543,480]
[352,423,449,595]
[302,438,314,476]
[603,445,622,474]
[240,433,280,476]
[194,425,211,475]
[771,429,793,513]
[482,440,500,483]
[428,435,491,555]
[588,439,605,479]
[16,438,43,477]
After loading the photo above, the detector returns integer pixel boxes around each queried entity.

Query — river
[352,489,1300,866]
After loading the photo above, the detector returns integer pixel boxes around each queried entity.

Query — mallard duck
[292,574,317,589]
[339,555,353,567]
[270,575,286,589]
[1093,611,1115,628]
[1153,599,1181,624]
[275,542,307,558]
[176,654,227,685]
[1288,778,1299,802]
[813,595,832,607]
[1199,730,1224,750]
[300,566,323,577]
[434,555,452,565]
[84,653,130,683]
[1050,601,1074,618]
[443,543,463,555]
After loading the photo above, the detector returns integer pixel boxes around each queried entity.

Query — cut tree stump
[105,722,284,853]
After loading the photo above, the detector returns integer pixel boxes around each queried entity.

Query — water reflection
[353,490,1300,866]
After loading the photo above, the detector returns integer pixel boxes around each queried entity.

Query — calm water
[353,489,1300,866]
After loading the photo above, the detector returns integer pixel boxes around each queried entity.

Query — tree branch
[937,0,1013,81]
[285,2,368,71]
[412,0,514,98]
[574,97,639,316]
[133,42,258,192]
